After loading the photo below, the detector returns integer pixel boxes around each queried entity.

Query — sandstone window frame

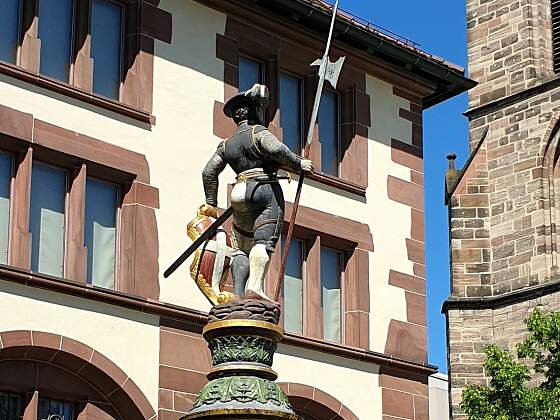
[0,0,169,124]
[277,230,347,343]
[0,361,126,419]
[3,145,124,291]
[266,202,372,350]
[0,105,160,301]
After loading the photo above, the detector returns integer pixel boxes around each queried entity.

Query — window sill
[306,171,366,197]
[0,61,155,125]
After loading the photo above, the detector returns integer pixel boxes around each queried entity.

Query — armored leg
[245,243,270,297]
[244,191,282,302]
[230,223,254,299]
[231,252,250,297]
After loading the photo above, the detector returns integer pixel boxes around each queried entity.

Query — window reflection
[0,0,21,64]
[280,73,303,154]
[320,246,342,343]
[239,57,263,92]
[318,90,340,177]
[38,0,74,81]
[85,177,118,289]
[91,0,124,99]
[30,163,66,277]
[0,153,12,265]
[283,237,304,334]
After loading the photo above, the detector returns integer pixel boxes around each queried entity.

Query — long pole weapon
[274,0,345,301]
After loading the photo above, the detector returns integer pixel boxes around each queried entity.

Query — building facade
[445,0,560,418]
[0,0,471,419]
[428,373,450,420]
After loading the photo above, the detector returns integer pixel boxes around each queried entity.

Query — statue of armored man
[196,84,313,303]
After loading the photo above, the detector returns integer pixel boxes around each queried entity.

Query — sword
[163,207,233,278]
[274,0,345,301]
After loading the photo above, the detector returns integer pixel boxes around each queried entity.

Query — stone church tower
[445,0,560,418]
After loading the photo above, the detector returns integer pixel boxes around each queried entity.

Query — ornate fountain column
[182,300,300,419]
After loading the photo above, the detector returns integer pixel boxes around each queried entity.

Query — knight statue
[197,84,313,303]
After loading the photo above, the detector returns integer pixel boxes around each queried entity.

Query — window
[85,177,118,289]
[38,0,74,81]
[0,0,21,64]
[239,57,263,91]
[91,0,124,99]
[29,163,67,278]
[282,237,304,334]
[280,73,303,154]
[0,391,22,420]
[2,0,130,101]
[0,153,12,265]
[280,232,346,344]
[0,121,159,300]
[38,397,75,420]
[320,246,343,343]
[318,90,340,177]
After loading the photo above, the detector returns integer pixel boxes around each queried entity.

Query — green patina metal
[193,376,291,409]
[182,306,299,419]
[208,335,277,366]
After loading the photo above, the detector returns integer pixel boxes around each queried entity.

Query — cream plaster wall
[366,75,416,353]
[275,344,381,420]
[0,280,160,410]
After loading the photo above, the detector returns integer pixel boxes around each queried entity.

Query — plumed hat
[223,84,269,118]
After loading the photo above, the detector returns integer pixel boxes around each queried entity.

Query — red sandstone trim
[279,382,359,420]
[0,330,156,419]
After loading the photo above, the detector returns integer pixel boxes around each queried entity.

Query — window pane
[91,0,123,99]
[38,0,74,81]
[0,0,21,64]
[0,391,21,420]
[280,73,302,154]
[318,91,339,176]
[283,238,304,334]
[321,247,341,343]
[38,397,75,420]
[239,57,262,92]
[30,163,66,277]
[85,178,117,289]
[0,153,12,265]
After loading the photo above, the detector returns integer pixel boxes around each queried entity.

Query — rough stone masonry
[445,0,560,418]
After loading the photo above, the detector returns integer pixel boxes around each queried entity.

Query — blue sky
[339,0,471,372]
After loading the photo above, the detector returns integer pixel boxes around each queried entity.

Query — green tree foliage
[460,309,560,420]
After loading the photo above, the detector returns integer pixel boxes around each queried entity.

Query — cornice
[442,278,560,313]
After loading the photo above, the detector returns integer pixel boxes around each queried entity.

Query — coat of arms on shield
[187,212,234,305]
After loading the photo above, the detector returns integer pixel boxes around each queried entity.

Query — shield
[187,214,234,305]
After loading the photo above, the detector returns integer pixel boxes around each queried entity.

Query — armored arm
[254,128,303,174]
[202,142,227,207]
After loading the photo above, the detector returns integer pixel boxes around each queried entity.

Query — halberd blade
[325,56,346,89]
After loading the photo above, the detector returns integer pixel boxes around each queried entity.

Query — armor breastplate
[224,123,275,175]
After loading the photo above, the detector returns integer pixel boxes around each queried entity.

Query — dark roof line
[270,0,477,108]
[301,0,465,74]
